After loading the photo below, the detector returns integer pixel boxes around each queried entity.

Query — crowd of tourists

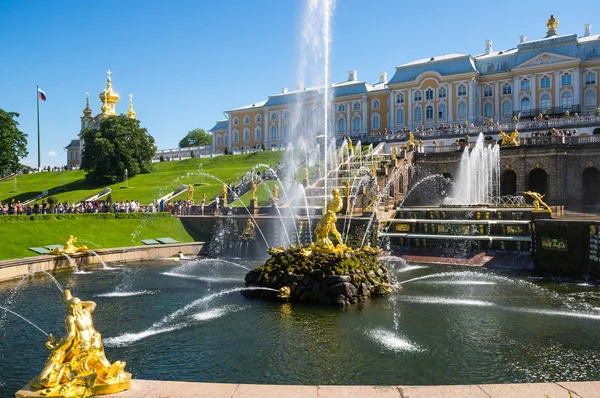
[0,199,162,215]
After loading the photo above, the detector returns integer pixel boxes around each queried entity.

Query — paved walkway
[89,380,600,398]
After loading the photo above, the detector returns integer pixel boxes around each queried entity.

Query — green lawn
[0,151,284,205]
[0,214,195,260]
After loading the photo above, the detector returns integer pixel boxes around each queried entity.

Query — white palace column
[277,111,281,148]
[530,74,536,110]
[263,109,269,148]
[447,85,453,125]
[573,68,581,108]
[361,94,368,133]
[388,90,394,129]
[468,80,476,122]
[554,71,561,107]
[407,90,412,128]
[346,102,351,135]
[494,82,500,120]
[227,113,233,152]
[512,76,519,112]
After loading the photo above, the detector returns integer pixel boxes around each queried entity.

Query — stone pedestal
[250,199,260,214]
[531,210,552,220]
[16,374,131,398]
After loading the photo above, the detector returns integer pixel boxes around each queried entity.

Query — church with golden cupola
[65,70,137,168]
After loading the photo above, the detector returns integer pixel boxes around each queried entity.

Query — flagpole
[36,85,40,170]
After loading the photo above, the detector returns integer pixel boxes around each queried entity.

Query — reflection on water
[0,259,599,395]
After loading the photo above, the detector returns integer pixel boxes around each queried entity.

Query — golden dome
[83,92,92,117]
[99,69,120,115]
[126,94,136,119]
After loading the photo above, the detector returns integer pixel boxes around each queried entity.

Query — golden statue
[251,181,257,201]
[408,132,415,147]
[347,137,353,152]
[187,184,194,201]
[240,219,257,241]
[499,130,520,146]
[304,167,309,181]
[273,184,279,202]
[222,183,227,201]
[546,14,559,36]
[524,191,552,215]
[28,289,130,397]
[51,235,88,255]
[313,189,345,252]
[371,163,377,177]
[343,181,350,198]
[391,147,397,160]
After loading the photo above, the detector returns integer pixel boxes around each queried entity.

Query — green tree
[0,109,28,174]
[178,128,211,148]
[80,115,156,183]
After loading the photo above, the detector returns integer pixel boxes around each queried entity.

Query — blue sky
[1,0,596,167]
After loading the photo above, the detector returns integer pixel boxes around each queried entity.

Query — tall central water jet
[446,133,500,205]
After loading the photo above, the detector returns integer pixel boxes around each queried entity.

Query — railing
[513,105,581,119]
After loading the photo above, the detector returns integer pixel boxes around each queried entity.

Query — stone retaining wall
[0,242,205,282]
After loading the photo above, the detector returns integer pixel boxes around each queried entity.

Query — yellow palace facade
[211,17,600,153]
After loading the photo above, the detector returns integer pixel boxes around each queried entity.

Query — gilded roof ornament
[100,69,120,115]
[83,91,92,117]
[546,15,559,36]
[126,94,136,119]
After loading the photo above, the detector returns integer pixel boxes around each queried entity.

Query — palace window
[425,105,434,120]
[337,104,345,112]
[282,124,289,138]
[270,112,277,121]
[438,103,446,119]
[396,108,404,124]
[352,116,362,131]
[337,117,346,132]
[520,79,530,91]
[520,97,531,112]
[254,127,262,141]
[396,93,404,104]
[561,73,572,86]
[216,134,222,146]
[502,83,512,95]
[270,125,277,139]
[372,113,380,129]
[438,87,447,99]
[255,114,262,123]
[283,111,289,120]
[457,102,467,118]
[483,86,493,97]
[458,84,467,96]
[561,91,573,108]
[233,117,239,126]
[414,106,422,122]
[585,90,597,108]
[502,100,512,116]
[540,94,551,110]
[233,130,239,143]
[540,76,551,89]
[484,103,493,118]
[243,128,250,142]
[353,102,361,111]
[425,88,434,101]
[414,90,422,102]
[372,99,380,109]
[243,116,250,124]
[585,72,596,85]
[224,133,229,146]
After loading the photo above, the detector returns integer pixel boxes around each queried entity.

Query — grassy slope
[0,151,284,205]
[1,216,195,261]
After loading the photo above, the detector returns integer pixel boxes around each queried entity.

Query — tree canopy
[80,115,156,183]
[178,128,211,148]
[0,109,28,174]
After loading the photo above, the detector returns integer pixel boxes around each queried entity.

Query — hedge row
[0,212,173,222]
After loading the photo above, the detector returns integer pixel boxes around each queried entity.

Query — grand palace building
[210,17,600,154]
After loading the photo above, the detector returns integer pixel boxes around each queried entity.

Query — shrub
[190,150,195,158]
[224,147,229,155]
[106,193,113,203]
[159,155,165,162]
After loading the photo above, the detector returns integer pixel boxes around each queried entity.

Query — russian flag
[37,88,46,101]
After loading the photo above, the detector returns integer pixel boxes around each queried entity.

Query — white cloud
[48,151,58,157]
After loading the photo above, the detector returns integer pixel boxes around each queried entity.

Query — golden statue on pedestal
[391,147,397,160]
[222,184,227,201]
[313,189,346,253]
[273,184,279,202]
[524,191,552,215]
[251,181,257,201]
[408,132,415,147]
[25,290,130,397]
[50,236,88,255]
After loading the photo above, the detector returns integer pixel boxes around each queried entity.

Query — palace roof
[209,119,229,131]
